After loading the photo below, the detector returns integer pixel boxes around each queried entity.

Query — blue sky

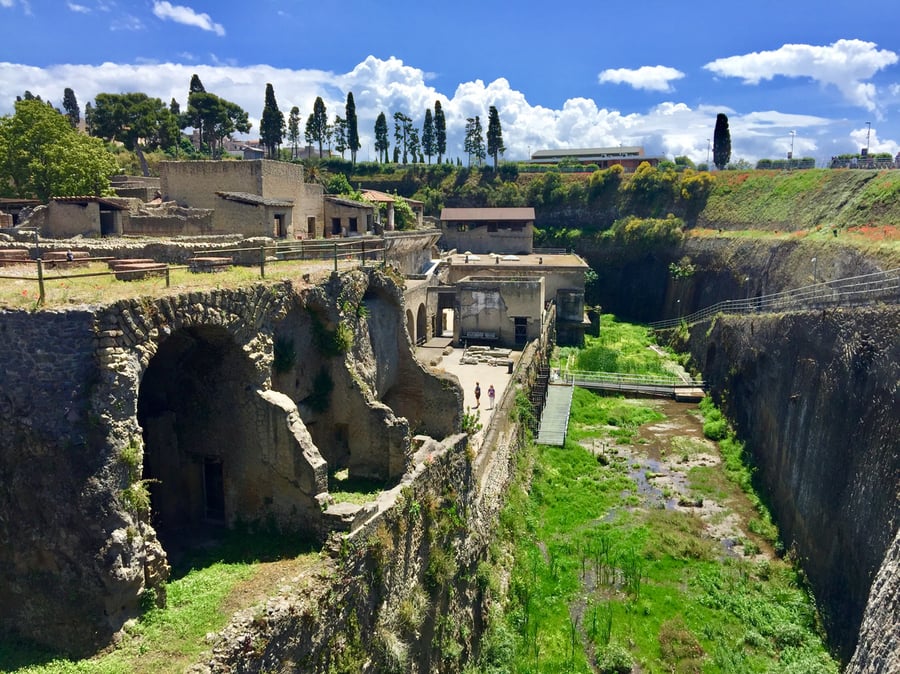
[2,0,899,166]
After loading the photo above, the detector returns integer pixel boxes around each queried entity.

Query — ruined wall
[674,307,899,661]
[193,325,549,673]
[0,269,460,656]
[439,223,534,255]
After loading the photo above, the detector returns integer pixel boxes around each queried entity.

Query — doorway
[514,317,527,346]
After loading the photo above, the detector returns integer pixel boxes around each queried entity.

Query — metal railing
[650,267,900,330]
[560,369,704,389]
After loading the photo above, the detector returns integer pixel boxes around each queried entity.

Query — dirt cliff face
[679,307,899,661]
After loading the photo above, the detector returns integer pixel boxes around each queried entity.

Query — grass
[328,468,390,505]
[564,314,674,377]
[469,319,838,674]
[0,529,321,674]
[0,257,356,310]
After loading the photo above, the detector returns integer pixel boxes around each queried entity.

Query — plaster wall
[44,201,101,238]
[440,222,533,255]
[456,277,544,346]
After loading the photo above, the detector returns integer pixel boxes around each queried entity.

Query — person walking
[474,382,481,408]
[488,384,496,409]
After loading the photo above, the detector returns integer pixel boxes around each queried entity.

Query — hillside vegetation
[696,169,900,232]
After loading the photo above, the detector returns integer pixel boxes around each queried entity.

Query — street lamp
[788,130,796,170]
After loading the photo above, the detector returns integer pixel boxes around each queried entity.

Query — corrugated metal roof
[216,191,294,207]
[440,207,535,221]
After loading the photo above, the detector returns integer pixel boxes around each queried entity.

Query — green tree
[713,113,731,170]
[422,108,436,164]
[91,92,180,175]
[434,100,446,163]
[345,92,361,165]
[0,99,117,200]
[374,111,389,163]
[62,88,80,129]
[259,82,285,159]
[287,106,301,159]
[305,96,328,157]
[84,101,94,135]
[393,112,413,163]
[486,105,505,169]
[184,76,251,158]
[464,116,485,166]
[332,115,347,157]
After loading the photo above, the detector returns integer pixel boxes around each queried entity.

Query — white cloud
[67,2,90,12]
[598,65,685,92]
[152,1,225,37]
[110,14,144,31]
[1,0,31,11]
[0,56,892,165]
[704,39,898,114]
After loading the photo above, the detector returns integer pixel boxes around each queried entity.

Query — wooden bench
[114,262,167,281]
[187,256,233,273]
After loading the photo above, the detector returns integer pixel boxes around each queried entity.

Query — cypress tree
[434,100,446,164]
[486,105,505,169]
[713,113,731,170]
[422,108,435,164]
[62,88,80,129]
[260,83,285,159]
[345,92,360,165]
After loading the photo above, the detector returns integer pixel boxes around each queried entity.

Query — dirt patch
[219,555,322,616]
[580,398,766,562]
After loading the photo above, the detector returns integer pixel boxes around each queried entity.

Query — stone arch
[416,303,427,345]
[137,324,262,544]
[406,308,415,344]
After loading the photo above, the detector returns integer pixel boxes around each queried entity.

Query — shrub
[596,642,634,673]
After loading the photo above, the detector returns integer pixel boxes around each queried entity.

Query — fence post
[259,246,266,279]
[333,242,338,272]
[165,266,170,288]
[36,258,45,305]
[361,240,366,268]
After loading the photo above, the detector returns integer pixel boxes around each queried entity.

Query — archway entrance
[137,326,258,548]
[406,308,415,344]
[416,303,427,345]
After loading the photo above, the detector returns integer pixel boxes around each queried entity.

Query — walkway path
[536,382,574,446]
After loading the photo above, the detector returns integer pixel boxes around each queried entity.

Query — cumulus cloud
[0,56,892,165]
[152,1,225,36]
[66,1,89,12]
[704,39,898,114]
[598,65,686,92]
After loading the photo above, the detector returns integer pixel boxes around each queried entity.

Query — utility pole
[789,130,795,171]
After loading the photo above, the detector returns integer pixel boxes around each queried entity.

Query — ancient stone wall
[0,268,462,656]
[673,307,900,661]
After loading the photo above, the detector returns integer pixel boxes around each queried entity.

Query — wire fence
[650,267,900,330]
[0,238,388,307]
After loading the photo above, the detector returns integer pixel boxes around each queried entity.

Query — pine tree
[374,112,389,163]
[486,105,505,169]
[713,113,731,170]
[434,101,446,164]
[288,106,301,159]
[62,88,80,129]
[422,108,436,164]
[260,83,285,159]
[345,92,361,165]
[465,116,485,166]
[333,115,347,157]
[305,96,328,157]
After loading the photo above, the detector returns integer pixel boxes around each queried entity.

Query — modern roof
[447,251,589,270]
[440,207,535,221]
[50,196,129,210]
[531,147,645,159]
[361,189,424,206]
[216,191,294,207]
[324,195,375,209]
